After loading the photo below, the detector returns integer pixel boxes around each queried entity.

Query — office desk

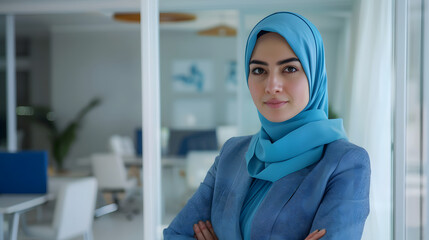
[122,156,187,168]
[0,194,49,240]
[122,156,186,186]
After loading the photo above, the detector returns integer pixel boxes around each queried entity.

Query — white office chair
[91,153,139,219]
[181,151,218,205]
[23,177,97,240]
[215,125,238,149]
[186,151,218,191]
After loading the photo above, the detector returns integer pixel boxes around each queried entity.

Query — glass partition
[159,2,394,240]
[406,0,424,238]
[0,16,6,150]
[1,0,410,238]
[159,10,239,225]
[14,12,143,239]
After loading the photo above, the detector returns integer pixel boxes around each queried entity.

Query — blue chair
[0,151,48,194]
[135,128,142,157]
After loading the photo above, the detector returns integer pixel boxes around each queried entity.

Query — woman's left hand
[304,229,326,240]
[193,220,218,240]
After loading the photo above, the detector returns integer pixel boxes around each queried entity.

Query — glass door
[13,10,143,239]
[405,0,426,238]
[159,1,394,240]
[0,16,6,150]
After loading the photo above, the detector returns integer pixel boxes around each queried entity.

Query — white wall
[321,29,341,116]
[29,34,52,150]
[51,27,142,166]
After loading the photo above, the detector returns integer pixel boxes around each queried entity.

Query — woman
[164,12,370,240]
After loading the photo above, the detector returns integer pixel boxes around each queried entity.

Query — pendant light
[113,12,196,23]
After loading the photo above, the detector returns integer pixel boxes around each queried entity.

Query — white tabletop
[0,194,49,214]
[0,194,50,240]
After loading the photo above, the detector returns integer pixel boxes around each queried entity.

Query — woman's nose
[265,74,283,94]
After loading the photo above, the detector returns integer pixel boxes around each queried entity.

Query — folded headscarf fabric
[244,12,348,182]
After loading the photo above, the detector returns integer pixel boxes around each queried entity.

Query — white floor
[91,211,144,240]
[9,165,189,240]
[14,201,143,240]
[16,207,176,240]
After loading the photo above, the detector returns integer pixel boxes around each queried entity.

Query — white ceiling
[0,0,355,36]
[0,0,354,14]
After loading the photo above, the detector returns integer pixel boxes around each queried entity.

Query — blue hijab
[240,12,348,239]
[244,12,347,182]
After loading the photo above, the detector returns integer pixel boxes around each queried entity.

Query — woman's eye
[284,66,297,73]
[251,68,265,75]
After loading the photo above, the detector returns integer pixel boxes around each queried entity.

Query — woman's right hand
[304,229,326,240]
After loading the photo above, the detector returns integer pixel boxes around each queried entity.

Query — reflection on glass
[160,10,238,226]
[0,16,6,150]
[162,5,393,239]
[13,12,143,239]
[406,0,424,238]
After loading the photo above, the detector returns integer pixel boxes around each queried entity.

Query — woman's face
[248,32,309,122]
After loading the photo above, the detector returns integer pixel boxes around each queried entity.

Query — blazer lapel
[219,155,252,239]
[250,167,311,240]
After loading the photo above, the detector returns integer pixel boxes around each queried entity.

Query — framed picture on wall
[171,59,213,93]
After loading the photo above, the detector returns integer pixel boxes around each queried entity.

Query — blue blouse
[240,179,272,240]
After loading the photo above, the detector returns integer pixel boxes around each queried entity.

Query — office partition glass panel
[424,0,429,237]
[239,6,393,240]
[160,2,394,240]
[14,12,143,239]
[0,16,6,150]
[159,10,239,226]
[406,0,424,238]
[14,12,142,163]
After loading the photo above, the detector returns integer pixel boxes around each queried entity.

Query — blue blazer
[164,136,370,239]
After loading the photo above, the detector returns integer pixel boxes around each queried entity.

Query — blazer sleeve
[310,147,371,239]
[163,151,221,239]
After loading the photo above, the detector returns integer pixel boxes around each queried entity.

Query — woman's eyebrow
[277,58,300,65]
[249,60,267,65]
[249,57,300,66]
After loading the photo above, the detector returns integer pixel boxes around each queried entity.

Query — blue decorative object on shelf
[173,63,205,92]
[0,151,48,194]
[171,60,213,93]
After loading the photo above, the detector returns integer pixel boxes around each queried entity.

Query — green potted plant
[24,98,101,172]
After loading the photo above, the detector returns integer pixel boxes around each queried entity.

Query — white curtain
[345,0,393,239]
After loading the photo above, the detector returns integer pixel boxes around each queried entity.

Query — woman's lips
[264,99,288,108]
